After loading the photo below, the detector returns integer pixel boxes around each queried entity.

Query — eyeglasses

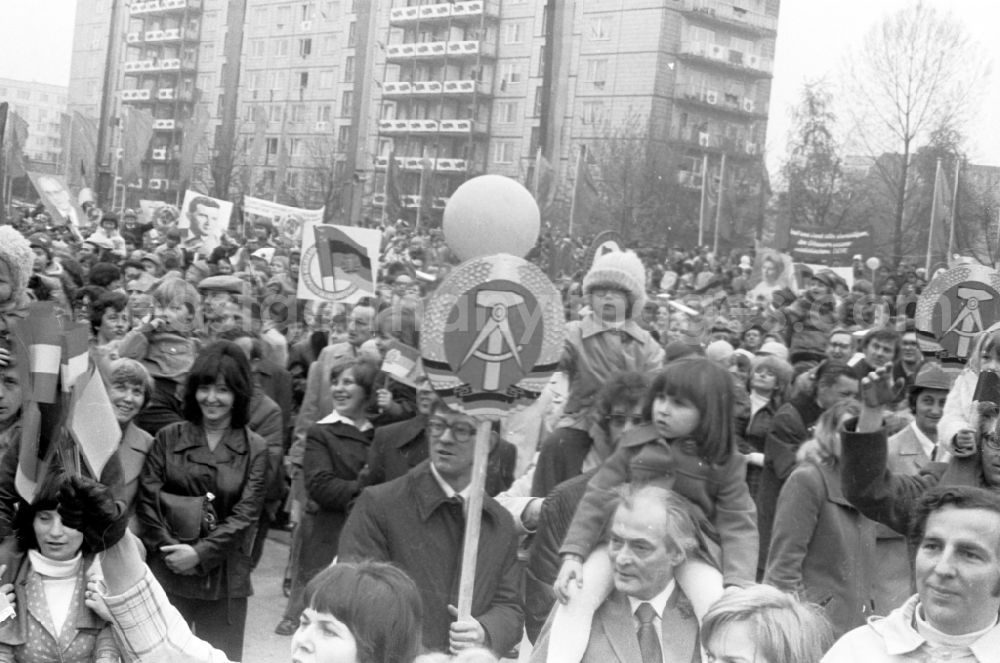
[427,418,476,442]
[983,436,1000,451]
[605,414,645,427]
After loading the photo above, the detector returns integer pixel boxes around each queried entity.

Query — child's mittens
[953,429,978,458]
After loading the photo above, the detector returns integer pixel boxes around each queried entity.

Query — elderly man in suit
[873,361,953,612]
[531,484,702,663]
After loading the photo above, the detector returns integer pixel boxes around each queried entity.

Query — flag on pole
[4,111,29,179]
[313,224,375,292]
[927,159,952,271]
[120,106,155,184]
[570,144,599,234]
[60,322,90,392]
[28,303,61,404]
[178,102,211,186]
[533,148,557,213]
[385,151,403,223]
[380,340,422,387]
[68,111,99,188]
[68,366,122,479]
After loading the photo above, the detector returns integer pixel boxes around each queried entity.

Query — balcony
[123,59,158,73]
[374,156,470,173]
[676,169,703,190]
[438,118,485,134]
[148,178,172,190]
[151,148,169,160]
[677,41,773,77]
[372,193,450,210]
[388,0,499,27]
[378,118,439,134]
[127,26,197,43]
[120,89,153,102]
[157,57,197,72]
[384,40,495,62]
[673,130,761,158]
[382,79,489,99]
[673,85,766,117]
[680,0,778,35]
[130,0,200,15]
[153,118,178,130]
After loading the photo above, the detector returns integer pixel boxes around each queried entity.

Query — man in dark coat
[339,400,523,657]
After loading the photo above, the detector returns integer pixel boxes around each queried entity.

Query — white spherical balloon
[865,257,881,271]
[442,175,540,260]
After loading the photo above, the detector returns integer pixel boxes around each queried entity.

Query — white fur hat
[0,227,35,296]
[583,250,646,310]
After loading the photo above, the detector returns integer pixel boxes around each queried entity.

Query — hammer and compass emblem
[460,291,526,391]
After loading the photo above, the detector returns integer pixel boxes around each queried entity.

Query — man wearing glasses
[339,400,523,658]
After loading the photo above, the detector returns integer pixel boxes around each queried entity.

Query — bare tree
[841,1,990,264]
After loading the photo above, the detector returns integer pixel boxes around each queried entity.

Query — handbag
[159,491,217,543]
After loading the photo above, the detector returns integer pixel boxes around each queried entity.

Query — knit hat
[583,250,647,310]
[0,227,35,295]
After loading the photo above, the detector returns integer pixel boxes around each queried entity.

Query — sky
[2,0,999,177]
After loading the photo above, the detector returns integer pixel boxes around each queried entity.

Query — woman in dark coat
[277,357,379,634]
[736,354,793,500]
[137,341,268,662]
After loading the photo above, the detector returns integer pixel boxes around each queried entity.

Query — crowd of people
[0,195,994,663]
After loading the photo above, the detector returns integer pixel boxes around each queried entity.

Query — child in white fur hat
[0,227,35,333]
[531,250,664,497]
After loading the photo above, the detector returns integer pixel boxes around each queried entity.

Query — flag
[0,103,7,152]
[68,366,122,479]
[28,303,61,404]
[926,159,951,272]
[313,224,374,291]
[416,157,433,228]
[178,102,210,186]
[533,148,557,213]
[380,340,422,387]
[570,144,599,234]
[120,106,155,184]
[276,134,290,196]
[250,105,267,168]
[60,322,90,392]
[384,151,403,222]
[68,111,99,188]
[4,110,29,179]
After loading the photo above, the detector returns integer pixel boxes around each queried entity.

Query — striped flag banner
[61,322,90,392]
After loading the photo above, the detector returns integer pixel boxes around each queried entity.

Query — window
[503,22,523,44]
[17,89,30,101]
[269,70,287,92]
[286,170,300,188]
[268,105,283,122]
[250,39,265,57]
[301,2,315,21]
[261,169,276,189]
[497,101,518,124]
[273,39,290,57]
[289,137,303,156]
[533,86,543,117]
[319,69,335,89]
[493,141,515,164]
[343,56,355,81]
[341,90,354,116]
[500,63,522,85]
[536,45,546,76]
[299,72,309,89]
[338,125,351,148]
[292,104,306,122]
[589,16,610,40]
[252,7,267,25]
[299,38,312,57]
[276,5,291,28]
[582,101,604,124]
[585,58,608,84]
[317,104,332,122]
[266,137,279,156]
[322,36,335,54]
[347,22,356,47]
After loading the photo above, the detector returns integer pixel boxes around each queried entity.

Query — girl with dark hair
[548,357,757,663]
[0,473,118,662]
[276,357,380,636]
[89,290,130,347]
[136,341,268,661]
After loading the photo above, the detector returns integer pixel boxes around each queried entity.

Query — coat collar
[171,423,249,461]
[866,595,1000,659]
[579,314,646,342]
[393,416,427,450]
[407,461,501,524]
[602,589,698,663]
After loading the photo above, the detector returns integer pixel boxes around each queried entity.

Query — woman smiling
[136,341,268,661]
[277,358,379,636]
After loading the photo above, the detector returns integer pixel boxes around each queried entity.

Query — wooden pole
[698,153,708,247]
[925,158,941,275]
[713,152,726,255]
[456,418,492,620]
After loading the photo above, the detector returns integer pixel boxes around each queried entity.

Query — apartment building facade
[0,78,69,166]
